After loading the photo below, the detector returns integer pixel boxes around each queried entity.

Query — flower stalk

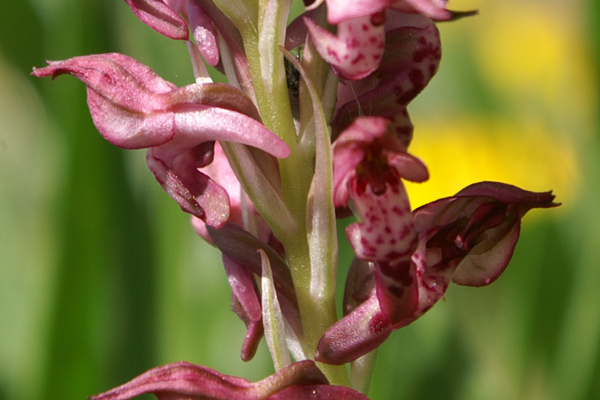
[32,1,558,398]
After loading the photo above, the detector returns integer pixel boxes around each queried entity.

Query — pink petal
[305,15,385,80]
[90,360,329,400]
[331,116,390,207]
[332,12,441,138]
[316,296,392,365]
[187,1,220,66]
[414,182,559,286]
[32,53,176,148]
[146,146,231,226]
[391,0,453,21]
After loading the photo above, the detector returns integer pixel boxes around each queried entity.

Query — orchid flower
[32,53,288,228]
[33,0,558,398]
[305,3,474,81]
[316,181,558,364]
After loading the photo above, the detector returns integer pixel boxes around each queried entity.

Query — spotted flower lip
[332,116,426,324]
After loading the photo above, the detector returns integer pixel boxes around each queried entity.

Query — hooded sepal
[414,181,559,286]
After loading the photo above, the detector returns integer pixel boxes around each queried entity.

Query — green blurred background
[1,0,598,399]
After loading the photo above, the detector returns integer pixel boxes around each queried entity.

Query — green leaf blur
[1,0,598,399]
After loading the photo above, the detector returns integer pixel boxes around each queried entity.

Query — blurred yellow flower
[405,117,579,211]
[405,0,595,215]
[472,0,597,127]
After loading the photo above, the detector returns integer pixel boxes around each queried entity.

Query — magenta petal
[33,55,288,156]
[452,219,521,286]
[224,256,262,322]
[146,146,232,227]
[90,360,329,400]
[305,15,385,80]
[392,0,454,21]
[89,361,254,400]
[207,224,301,335]
[226,256,264,362]
[331,116,389,207]
[32,53,177,148]
[125,0,189,40]
[325,0,472,24]
[316,296,392,365]
[454,181,558,205]
[332,12,441,139]
[325,0,392,24]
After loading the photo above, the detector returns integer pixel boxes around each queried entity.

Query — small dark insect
[284,47,302,100]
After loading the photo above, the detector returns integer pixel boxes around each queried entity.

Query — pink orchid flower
[317,180,558,364]
[32,53,289,228]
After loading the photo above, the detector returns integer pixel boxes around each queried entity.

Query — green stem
[351,350,378,395]
[219,0,349,386]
